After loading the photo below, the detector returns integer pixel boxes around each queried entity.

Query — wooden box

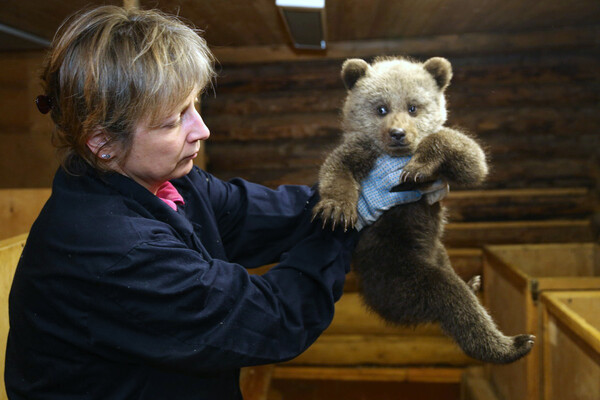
[541,291,600,400]
[482,243,600,400]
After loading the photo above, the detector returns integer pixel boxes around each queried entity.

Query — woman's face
[115,90,210,194]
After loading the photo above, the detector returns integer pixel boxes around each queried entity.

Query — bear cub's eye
[376,105,389,116]
[408,104,417,114]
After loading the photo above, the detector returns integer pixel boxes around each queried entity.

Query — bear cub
[314,56,534,364]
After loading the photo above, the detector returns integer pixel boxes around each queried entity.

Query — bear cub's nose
[390,128,407,145]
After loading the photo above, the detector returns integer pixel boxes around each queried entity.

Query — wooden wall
[0,26,598,236]
[203,28,600,192]
[0,52,58,188]
[202,26,600,239]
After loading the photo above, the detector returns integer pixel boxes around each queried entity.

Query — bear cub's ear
[423,57,453,91]
[341,58,370,90]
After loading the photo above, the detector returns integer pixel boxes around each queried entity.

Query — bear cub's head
[341,56,452,156]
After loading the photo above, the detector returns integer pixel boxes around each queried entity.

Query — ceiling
[1,0,599,53]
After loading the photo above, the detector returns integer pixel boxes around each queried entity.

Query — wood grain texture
[0,234,27,400]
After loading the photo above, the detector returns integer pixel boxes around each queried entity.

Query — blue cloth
[356,154,446,230]
[357,155,418,230]
[6,162,357,399]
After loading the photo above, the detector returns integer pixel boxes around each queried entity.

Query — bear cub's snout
[389,128,407,146]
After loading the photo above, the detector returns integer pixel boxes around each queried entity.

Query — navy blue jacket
[5,164,356,399]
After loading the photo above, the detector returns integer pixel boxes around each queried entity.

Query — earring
[101,154,111,160]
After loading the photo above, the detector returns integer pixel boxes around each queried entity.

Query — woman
[5,6,445,399]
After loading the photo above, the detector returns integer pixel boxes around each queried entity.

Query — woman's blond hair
[41,5,215,173]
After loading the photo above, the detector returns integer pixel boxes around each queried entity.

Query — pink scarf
[156,181,185,211]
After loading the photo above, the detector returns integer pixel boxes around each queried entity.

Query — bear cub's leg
[355,220,535,364]
[428,250,536,364]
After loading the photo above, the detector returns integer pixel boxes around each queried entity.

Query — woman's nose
[188,108,210,141]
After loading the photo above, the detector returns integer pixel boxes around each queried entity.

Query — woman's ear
[86,130,110,158]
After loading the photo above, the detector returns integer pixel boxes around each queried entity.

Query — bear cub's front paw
[399,159,438,184]
[313,198,358,231]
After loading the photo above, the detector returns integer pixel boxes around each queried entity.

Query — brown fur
[314,56,534,364]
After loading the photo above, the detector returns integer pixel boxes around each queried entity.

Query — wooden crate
[0,233,28,400]
[482,243,600,400]
[541,291,600,400]
[460,367,500,400]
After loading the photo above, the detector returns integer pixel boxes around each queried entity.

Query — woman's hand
[356,154,449,230]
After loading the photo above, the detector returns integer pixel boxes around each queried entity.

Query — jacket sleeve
[190,168,329,268]
[90,209,356,373]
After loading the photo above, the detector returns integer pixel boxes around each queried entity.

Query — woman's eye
[408,105,417,114]
[161,118,181,129]
[377,105,388,116]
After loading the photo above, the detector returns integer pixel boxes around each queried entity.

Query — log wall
[202,27,600,238]
[0,52,58,188]
[202,30,600,193]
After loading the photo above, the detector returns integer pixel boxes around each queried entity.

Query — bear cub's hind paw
[509,334,536,362]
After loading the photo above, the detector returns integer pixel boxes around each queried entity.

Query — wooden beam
[123,0,139,10]
[211,25,600,64]
[272,366,464,383]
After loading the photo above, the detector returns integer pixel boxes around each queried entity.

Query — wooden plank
[447,82,600,109]
[272,366,464,383]
[240,364,274,400]
[444,188,594,222]
[483,247,534,291]
[0,188,51,240]
[201,89,345,116]
[206,140,597,189]
[210,160,595,191]
[443,219,593,247]
[484,243,597,277]
[542,291,600,355]
[204,112,340,142]
[0,233,28,400]
[460,367,500,400]
[202,83,600,117]
[268,376,460,400]
[542,291,600,400]
[286,334,476,366]
[204,107,600,144]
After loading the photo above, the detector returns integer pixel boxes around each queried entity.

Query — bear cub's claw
[510,334,536,361]
[312,199,357,231]
[467,275,482,293]
[400,159,439,185]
